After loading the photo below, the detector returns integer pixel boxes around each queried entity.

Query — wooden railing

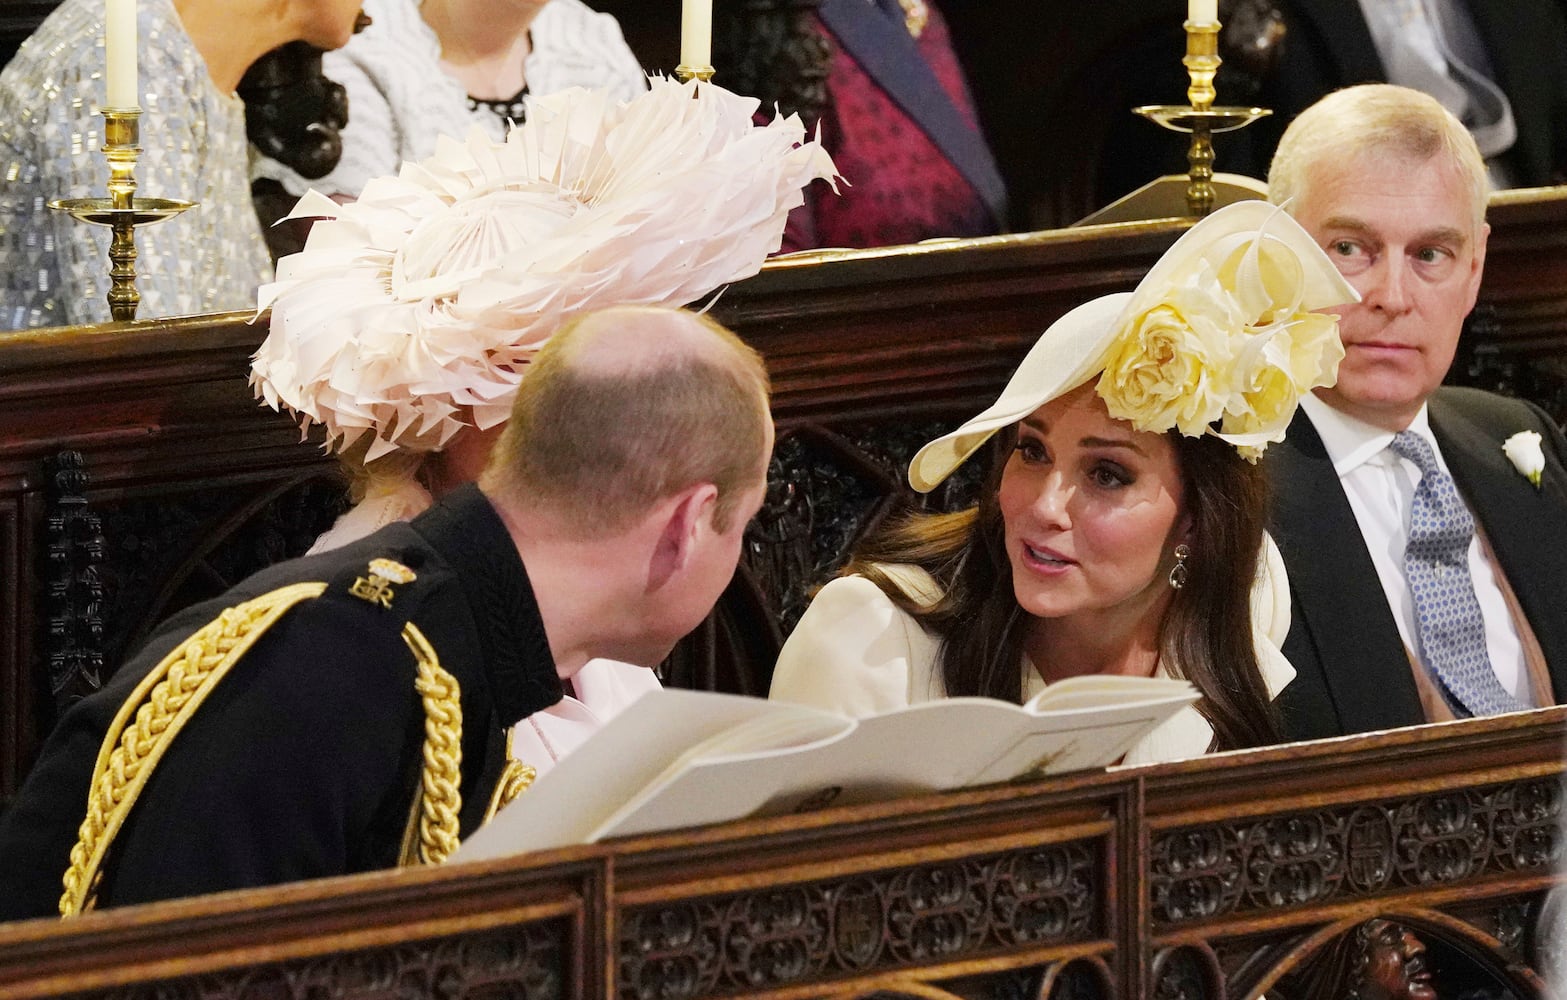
[0,707,1561,999]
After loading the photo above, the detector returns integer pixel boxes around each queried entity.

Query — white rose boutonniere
[1502,430,1545,488]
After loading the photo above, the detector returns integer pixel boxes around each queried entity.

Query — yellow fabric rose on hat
[1097,280,1240,437]
[1096,208,1348,461]
[1220,312,1344,459]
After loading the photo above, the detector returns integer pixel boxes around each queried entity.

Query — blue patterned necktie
[1389,431,1522,717]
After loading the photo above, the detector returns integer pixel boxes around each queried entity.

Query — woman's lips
[1021,541,1076,574]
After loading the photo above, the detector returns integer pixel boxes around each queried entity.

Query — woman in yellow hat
[770,201,1359,764]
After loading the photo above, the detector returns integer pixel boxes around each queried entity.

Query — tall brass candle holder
[48,108,196,322]
[1134,19,1270,216]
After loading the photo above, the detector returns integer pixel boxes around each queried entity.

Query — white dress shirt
[1297,393,1530,702]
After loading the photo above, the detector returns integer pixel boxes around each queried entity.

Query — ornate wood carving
[1150,944,1222,1000]
[66,919,569,1000]
[748,425,904,631]
[94,474,347,672]
[1038,957,1115,1000]
[1455,305,1567,426]
[0,711,1560,999]
[746,420,988,632]
[1444,892,1542,965]
[40,450,105,712]
[1149,776,1563,926]
[616,843,1100,1000]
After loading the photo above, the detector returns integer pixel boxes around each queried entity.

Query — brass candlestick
[1134,19,1271,217]
[48,108,196,322]
[674,64,715,82]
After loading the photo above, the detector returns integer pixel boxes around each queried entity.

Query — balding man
[0,305,773,920]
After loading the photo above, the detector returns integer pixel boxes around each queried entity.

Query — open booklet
[453,675,1198,863]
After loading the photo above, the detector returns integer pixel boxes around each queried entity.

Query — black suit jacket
[1269,387,1567,741]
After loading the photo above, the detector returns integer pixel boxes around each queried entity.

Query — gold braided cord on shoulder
[59,582,328,917]
[484,729,536,824]
[402,623,464,866]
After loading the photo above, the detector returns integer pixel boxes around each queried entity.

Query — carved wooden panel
[0,492,21,792]
[0,711,1561,999]
[616,842,1102,1000]
[1149,944,1222,1000]
[39,451,104,712]
[61,919,569,1000]
[90,472,347,670]
[748,420,990,631]
[30,459,348,721]
[1037,957,1116,1000]
[1149,776,1563,926]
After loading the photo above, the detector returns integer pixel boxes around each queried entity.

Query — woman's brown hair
[844,427,1280,752]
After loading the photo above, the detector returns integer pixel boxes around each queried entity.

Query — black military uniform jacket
[0,484,562,920]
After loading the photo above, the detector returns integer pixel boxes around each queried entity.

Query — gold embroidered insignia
[350,558,417,608]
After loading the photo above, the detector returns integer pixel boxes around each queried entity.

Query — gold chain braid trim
[484,728,537,824]
[59,582,328,917]
[402,623,463,866]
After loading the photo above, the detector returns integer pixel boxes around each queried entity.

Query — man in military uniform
[0,305,773,919]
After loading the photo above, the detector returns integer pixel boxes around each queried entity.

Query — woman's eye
[1014,439,1047,463]
[1090,464,1132,489]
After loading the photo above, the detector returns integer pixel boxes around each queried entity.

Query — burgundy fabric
[781,3,1000,252]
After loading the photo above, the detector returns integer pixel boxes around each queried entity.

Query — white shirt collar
[1298,393,1434,478]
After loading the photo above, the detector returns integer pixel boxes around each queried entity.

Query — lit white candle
[680,0,712,69]
[104,0,138,108]
[1188,0,1219,24]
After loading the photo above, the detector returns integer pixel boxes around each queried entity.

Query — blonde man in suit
[1266,84,1567,739]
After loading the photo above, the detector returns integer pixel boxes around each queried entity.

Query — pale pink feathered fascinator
[251,77,839,460]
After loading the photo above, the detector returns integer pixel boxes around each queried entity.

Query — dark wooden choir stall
[1,189,1566,998]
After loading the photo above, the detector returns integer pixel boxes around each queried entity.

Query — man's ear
[649,482,719,585]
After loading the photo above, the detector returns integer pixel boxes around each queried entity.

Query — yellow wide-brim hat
[907,201,1359,492]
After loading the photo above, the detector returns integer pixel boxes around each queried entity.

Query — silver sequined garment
[0,0,272,329]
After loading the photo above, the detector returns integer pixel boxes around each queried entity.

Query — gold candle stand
[674,64,715,82]
[1134,20,1270,217]
[48,108,196,322]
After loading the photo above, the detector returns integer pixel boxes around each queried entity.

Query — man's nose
[1364,255,1413,313]
[1400,928,1425,957]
